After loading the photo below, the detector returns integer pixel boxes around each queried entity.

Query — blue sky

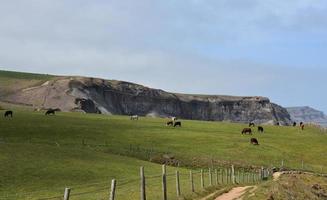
[0,0,326,113]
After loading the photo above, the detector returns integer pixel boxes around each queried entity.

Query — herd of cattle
[3,109,307,146]
[3,109,57,118]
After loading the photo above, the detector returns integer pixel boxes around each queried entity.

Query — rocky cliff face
[4,76,292,125]
[287,106,327,127]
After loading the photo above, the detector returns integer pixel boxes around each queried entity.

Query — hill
[0,109,326,199]
[0,70,291,125]
[287,106,327,127]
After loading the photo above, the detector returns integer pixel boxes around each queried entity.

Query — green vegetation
[244,174,327,200]
[0,108,327,199]
[0,70,52,80]
[0,70,53,97]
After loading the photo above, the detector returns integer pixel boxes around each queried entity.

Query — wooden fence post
[190,170,195,192]
[237,170,240,184]
[242,170,245,184]
[140,167,146,200]
[221,169,224,184]
[215,169,218,185]
[109,179,116,200]
[225,169,228,184]
[176,171,181,197]
[63,188,70,200]
[231,165,235,184]
[162,165,167,200]
[247,172,250,183]
[201,169,204,189]
[209,168,212,186]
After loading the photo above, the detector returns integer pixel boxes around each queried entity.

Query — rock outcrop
[4,76,292,125]
[287,106,327,127]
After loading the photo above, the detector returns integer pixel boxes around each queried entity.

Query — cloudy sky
[0,0,326,113]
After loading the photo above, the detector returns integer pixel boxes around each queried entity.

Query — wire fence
[0,165,265,200]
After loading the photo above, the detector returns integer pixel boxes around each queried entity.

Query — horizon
[0,1,326,113]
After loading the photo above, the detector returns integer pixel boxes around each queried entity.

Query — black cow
[258,126,264,133]
[293,122,297,127]
[250,138,259,145]
[166,121,173,126]
[242,128,252,134]
[173,121,182,127]
[4,110,13,118]
[45,109,55,115]
[249,122,255,127]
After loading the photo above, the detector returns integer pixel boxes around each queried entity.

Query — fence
[14,165,265,200]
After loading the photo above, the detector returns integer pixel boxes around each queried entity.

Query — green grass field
[0,108,327,199]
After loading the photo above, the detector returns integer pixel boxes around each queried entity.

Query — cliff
[1,73,292,125]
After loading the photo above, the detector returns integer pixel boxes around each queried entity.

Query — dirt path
[215,186,256,200]
[273,172,282,181]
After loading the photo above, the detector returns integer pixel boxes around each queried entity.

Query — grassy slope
[0,70,53,97]
[0,109,327,199]
[244,174,327,200]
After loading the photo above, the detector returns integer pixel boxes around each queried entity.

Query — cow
[300,122,304,126]
[258,126,264,133]
[293,122,297,127]
[276,122,280,126]
[250,138,259,145]
[45,109,55,115]
[242,128,252,134]
[171,117,178,121]
[130,115,139,120]
[301,124,305,130]
[173,121,182,127]
[166,121,174,126]
[249,122,255,127]
[4,110,13,118]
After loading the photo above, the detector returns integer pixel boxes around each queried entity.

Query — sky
[0,0,326,113]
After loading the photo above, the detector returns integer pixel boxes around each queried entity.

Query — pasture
[0,109,327,199]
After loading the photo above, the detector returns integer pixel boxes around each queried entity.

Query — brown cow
[242,128,252,134]
[250,138,259,145]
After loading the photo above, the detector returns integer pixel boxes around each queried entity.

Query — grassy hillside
[0,108,327,199]
[0,70,53,97]
[244,174,327,200]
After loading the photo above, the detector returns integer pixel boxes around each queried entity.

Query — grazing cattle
[4,110,13,118]
[300,122,303,126]
[173,121,182,127]
[45,109,55,115]
[301,124,305,130]
[276,122,280,126]
[166,121,173,126]
[130,115,139,120]
[293,122,297,127]
[250,138,259,145]
[242,128,252,135]
[258,126,264,133]
[249,122,255,127]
